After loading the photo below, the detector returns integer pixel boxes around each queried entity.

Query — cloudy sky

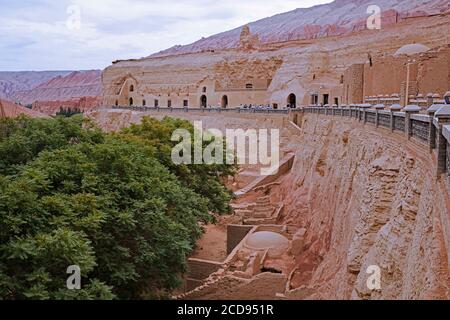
[0,0,333,71]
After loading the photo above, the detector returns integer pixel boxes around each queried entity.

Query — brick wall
[227,225,253,255]
[187,258,222,281]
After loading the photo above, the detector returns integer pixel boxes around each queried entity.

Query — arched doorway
[287,94,296,108]
[221,95,228,108]
[200,95,207,108]
[129,97,134,106]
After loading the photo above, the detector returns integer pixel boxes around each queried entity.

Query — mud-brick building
[342,43,450,106]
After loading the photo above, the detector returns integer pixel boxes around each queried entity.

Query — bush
[56,107,83,117]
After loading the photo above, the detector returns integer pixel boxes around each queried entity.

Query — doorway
[287,93,296,108]
[200,95,207,108]
[221,95,228,108]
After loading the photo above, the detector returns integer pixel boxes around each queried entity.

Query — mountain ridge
[150,0,448,58]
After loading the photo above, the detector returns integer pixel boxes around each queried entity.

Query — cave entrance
[287,93,296,108]
[129,97,134,106]
[323,94,329,105]
[221,95,228,109]
[200,95,207,108]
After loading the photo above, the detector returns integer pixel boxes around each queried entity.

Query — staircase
[253,196,274,219]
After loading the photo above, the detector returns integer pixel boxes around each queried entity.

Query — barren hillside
[12,70,102,105]
[0,71,71,100]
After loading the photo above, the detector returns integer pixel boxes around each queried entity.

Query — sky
[0,0,333,71]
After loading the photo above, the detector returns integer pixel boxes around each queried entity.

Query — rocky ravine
[90,109,449,299]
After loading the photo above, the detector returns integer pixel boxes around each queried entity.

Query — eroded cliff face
[270,114,450,299]
[89,110,449,299]
[103,13,450,108]
[0,99,47,118]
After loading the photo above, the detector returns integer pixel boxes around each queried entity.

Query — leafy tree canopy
[0,115,235,300]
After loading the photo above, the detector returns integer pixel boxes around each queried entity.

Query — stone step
[253,212,273,219]
[253,208,274,218]
[255,206,271,211]
[256,196,271,203]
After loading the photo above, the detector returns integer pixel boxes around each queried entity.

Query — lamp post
[404,59,416,107]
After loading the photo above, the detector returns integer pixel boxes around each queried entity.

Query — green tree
[56,107,83,118]
[122,116,237,214]
[0,115,234,300]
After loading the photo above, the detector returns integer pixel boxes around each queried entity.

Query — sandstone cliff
[13,70,102,105]
[89,109,450,299]
[104,12,449,108]
[0,99,46,118]
[271,114,450,299]
[5,70,103,115]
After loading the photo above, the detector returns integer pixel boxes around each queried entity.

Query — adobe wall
[362,47,450,100]
[182,273,287,300]
[343,64,364,104]
[417,48,450,94]
[227,225,253,255]
[187,258,222,281]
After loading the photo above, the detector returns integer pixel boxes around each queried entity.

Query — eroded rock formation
[0,71,71,100]
[103,10,449,110]
[269,114,450,300]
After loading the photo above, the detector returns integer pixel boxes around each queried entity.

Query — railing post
[427,104,443,151]
[444,125,450,180]
[374,104,384,128]
[389,104,402,132]
[427,93,434,107]
[403,105,421,139]
[360,104,371,124]
[434,106,450,177]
